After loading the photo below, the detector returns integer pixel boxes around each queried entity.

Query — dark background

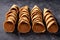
[0,0,60,40]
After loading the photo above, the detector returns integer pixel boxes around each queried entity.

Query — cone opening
[48,23,58,33]
[18,22,31,33]
[32,23,45,33]
[4,21,14,32]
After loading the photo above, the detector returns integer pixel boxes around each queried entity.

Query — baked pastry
[43,8,58,33]
[3,4,19,32]
[18,6,31,33]
[31,5,45,33]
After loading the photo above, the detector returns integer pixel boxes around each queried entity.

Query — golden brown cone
[3,4,19,32]
[18,5,31,33]
[43,8,58,33]
[31,5,46,33]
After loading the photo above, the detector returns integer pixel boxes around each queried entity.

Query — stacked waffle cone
[43,8,58,33]
[31,5,45,33]
[18,6,31,33]
[3,4,19,32]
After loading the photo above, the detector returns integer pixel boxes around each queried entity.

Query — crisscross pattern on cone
[43,8,58,33]
[18,6,31,33]
[31,5,45,33]
[3,4,19,32]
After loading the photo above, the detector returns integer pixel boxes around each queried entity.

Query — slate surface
[0,0,60,40]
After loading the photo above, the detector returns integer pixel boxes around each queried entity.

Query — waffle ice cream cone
[3,4,19,32]
[18,5,31,33]
[31,5,46,33]
[43,8,58,33]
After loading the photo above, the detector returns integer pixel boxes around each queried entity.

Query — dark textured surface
[0,0,60,40]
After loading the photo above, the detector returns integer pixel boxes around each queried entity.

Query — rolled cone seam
[19,12,29,17]
[44,13,52,20]
[10,4,19,13]
[10,10,17,13]
[6,16,16,21]
[6,10,17,18]
[20,13,30,20]
[18,19,29,25]
[20,9,29,13]
[31,9,42,19]
[6,12,17,16]
[45,15,53,22]
[33,17,42,23]
[44,12,51,17]
[20,12,29,17]
[31,9,41,15]
[6,16,16,23]
[31,9,41,14]
[19,14,29,22]
[19,14,30,19]
[19,13,29,22]
[46,17,54,25]
[6,11,12,16]
[45,14,53,21]
[31,12,42,18]
[44,8,52,16]
[44,12,49,17]
[11,10,17,14]
[47,21,55,29]
[10,7,18,13]
[32,16,42,22]
[31,14,40,18]
[32,14,41,19]
[20,16,30,21]
[33,19,42,24]
[6,13,17,20]
[32,15,42,21]
[19,19,28,24]
[33,19,44,27]
[44,12,49,20]
[19,17,29,23]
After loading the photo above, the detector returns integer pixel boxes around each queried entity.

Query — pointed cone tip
[24,5,28,8]
[12,4,17,6]
[32,5,38,11]
[34,5,38,8]
[44,8,49,13]
[11,4,18,9]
